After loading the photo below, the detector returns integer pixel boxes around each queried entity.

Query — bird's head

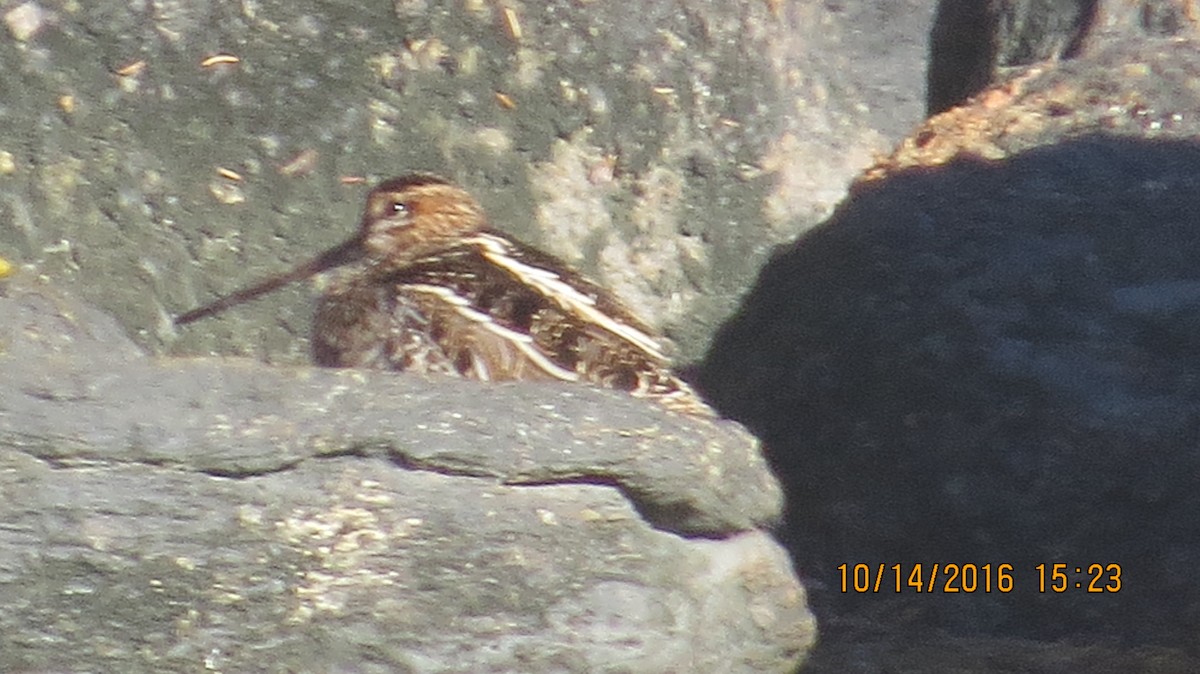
[174,173,483,325]
[358,174,487,268]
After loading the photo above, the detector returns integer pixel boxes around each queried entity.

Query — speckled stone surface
[0,269,811,673]
[0,0,932,369]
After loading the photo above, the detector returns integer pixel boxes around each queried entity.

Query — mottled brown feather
[178,174,711,416]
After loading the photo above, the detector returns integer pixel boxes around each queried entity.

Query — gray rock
[703,35,1200,648]
[0,0,929,370]
[0,0,945,668]
[0,274,812,672]
[926,0,1200,115]
[927,0,1096,114]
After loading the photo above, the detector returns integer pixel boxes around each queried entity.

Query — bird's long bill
[174,236,363,326]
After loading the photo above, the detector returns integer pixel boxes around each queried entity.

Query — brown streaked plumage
[176,173,710,415]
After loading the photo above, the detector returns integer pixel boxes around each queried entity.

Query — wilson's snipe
[176,174,709,415]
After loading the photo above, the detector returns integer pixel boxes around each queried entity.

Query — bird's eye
[390,200,409,216]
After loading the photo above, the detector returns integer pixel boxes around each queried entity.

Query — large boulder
[0,0,931,369]
[703,32,1200,657]
[0,273,812,672]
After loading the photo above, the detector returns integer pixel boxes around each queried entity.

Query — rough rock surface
[927,0,1200,115]
[703,32,1200,664]
[0,273,812,673]
[0,1,952,671]
[0,0,931,369]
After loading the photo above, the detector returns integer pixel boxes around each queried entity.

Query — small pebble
[4,2,48,42]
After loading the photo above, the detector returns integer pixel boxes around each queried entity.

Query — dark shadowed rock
[927,0,1200,115]
[0,274,812,672]
[702,33,1200,659]
[927,0,1097,115]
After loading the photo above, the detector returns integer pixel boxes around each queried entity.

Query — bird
[176,173,710,415]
